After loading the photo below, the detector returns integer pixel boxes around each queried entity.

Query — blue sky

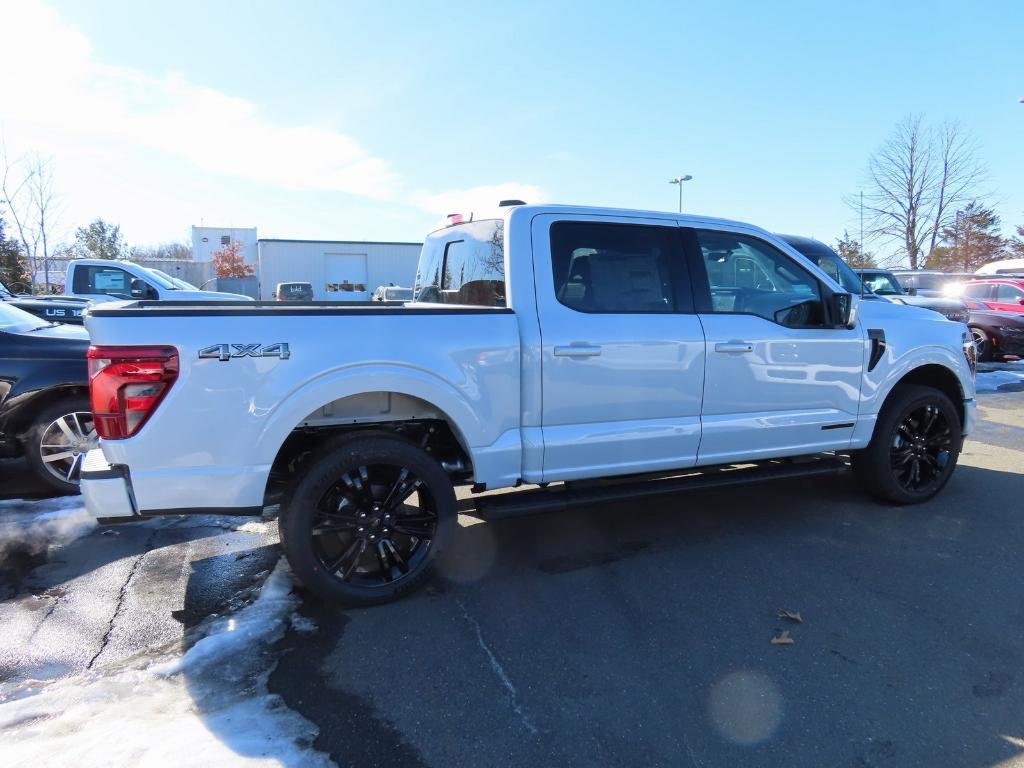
[2,0,1022,262]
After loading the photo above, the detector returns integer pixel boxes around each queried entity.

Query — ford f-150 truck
[80,204,977,605]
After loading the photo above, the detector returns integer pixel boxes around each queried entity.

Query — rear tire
[23,396,97,494]
[279,434,456,606]
[851,385,961,504]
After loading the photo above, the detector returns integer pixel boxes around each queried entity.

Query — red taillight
[87,346,179,439]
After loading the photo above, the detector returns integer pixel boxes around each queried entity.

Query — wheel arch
[7,384,91,438]
[884,363,966,426]
[256,366,486,498]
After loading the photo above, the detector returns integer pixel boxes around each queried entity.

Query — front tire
[851,385,961,504]
[971,327,991,362]
[279,434,456,606]
[24,395,98,494]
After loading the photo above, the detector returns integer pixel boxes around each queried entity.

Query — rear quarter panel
[86,309,521,511]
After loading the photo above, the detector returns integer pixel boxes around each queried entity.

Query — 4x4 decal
[199,343,291,361]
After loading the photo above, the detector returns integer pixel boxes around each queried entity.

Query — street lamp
[669,175,693,213]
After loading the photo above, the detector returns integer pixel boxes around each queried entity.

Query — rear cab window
[414,220,505,307]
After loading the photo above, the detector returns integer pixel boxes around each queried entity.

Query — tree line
[1,148,193,291]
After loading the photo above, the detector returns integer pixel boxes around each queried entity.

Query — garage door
[324,253,369,300]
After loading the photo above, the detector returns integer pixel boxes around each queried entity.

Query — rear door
[687,227,865,464]
[531,214,705,482]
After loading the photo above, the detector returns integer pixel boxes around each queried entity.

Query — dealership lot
[1,381,1023,767]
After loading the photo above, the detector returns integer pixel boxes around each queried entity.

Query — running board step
[472,456,847,520]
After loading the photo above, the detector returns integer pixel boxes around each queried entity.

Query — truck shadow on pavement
[180,463,1024,768]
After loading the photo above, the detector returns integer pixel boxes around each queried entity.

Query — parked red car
[959,278,1024,313]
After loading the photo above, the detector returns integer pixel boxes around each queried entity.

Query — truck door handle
[554,344,603,358]
[715,342,754,354]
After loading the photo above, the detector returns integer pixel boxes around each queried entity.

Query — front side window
[696,230,823,326]
[73,266,143,298]
[550,222,682,313]
[963,283,995,300]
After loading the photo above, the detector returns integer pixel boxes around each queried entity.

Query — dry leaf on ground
[771,630,795,645]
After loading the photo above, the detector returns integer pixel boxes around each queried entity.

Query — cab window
[414,220,505,307]
[996,283,1024,302]
[550,222,685,313]
[695,230,824,327]
[73,266,157,299]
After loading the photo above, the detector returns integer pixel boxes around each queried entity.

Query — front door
[688,227,865,464]
[531,214,705,482]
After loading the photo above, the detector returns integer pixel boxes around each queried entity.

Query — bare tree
[0,145,62,293]
[858,115,933,269]
[928,122,987,254]
[852,116,987,269]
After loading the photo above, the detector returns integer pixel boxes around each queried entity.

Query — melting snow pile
[975,367,1024,393]
[0,496,95,560]
[0,560,333,768]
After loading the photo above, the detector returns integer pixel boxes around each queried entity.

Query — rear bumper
[81,449,138,522]
[81,448,264,523]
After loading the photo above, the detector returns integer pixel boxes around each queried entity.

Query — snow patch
[0,495,95,559]
[0,559,334,768]
[975,370,1024,393]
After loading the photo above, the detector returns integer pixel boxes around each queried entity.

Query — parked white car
[65,259,253,302]
[80,203,977,605]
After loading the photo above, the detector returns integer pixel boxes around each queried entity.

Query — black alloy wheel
[851,384,961,504]
[311,463,438,587]
[280,434,456,605]
[889,403,954,494]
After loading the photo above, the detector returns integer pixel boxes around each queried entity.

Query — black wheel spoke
[376,541,394,582]
[382,539,409,574]
[325,537,366,579]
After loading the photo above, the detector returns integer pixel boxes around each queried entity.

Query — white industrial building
[256,239,421,300]
[191,226,258,265]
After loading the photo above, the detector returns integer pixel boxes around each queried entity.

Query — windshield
[132,265,177,290]
[385,288,413,301]
[0,282,13,299]
[0,301,50,333]
[777,237,865,294]
[861,272,905,296]
[150,268,197,290]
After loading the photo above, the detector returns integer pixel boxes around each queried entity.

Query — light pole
[669,175,693,213]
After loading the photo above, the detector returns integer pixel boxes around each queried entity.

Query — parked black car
[0,302,93,493]
[962,298,1024,361]
[1,281,91,325]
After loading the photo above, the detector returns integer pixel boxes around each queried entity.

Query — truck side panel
[86,309,522,512]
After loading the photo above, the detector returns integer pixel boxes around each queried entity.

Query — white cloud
[0,0,399,199]
[0,1,545,238]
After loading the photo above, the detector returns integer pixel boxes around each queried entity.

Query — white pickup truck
[65,259,253,302]
[80,204,977,605]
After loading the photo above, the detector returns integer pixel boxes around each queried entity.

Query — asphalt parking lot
[2,386,1023,767]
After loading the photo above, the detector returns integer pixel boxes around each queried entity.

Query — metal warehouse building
[256,239,422,301]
